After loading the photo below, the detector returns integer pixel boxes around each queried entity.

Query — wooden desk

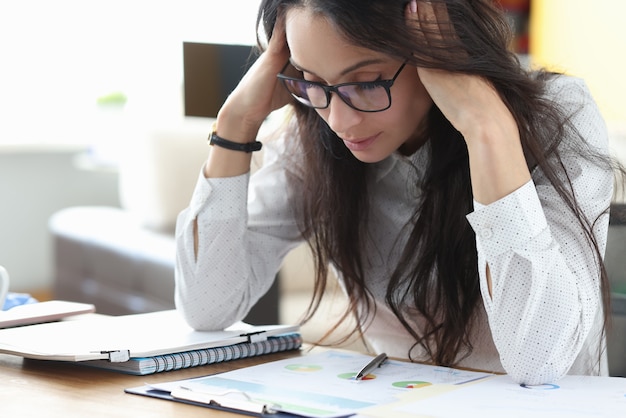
[1,350,304,417]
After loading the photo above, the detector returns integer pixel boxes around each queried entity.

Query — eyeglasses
[277,61,407,113]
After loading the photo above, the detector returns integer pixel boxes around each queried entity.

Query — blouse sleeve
[466,76,613,384]
[174,137,303,331]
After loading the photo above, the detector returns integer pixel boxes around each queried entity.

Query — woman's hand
[406,0,530,206]
[216,14,293,140]
[406,0,515,143]
[204,13,292,179]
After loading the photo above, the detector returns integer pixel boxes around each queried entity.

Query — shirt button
[480,228,493,240]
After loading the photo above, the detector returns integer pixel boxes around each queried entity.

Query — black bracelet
[208,130,262,153]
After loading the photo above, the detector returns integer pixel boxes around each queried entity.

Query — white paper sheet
[394,374,626,417]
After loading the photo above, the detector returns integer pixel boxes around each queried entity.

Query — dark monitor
[183,42,257,118]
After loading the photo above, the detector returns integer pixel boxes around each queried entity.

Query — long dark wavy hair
[256,0,618,366]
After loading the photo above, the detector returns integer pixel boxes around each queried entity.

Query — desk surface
[1,350,304,417]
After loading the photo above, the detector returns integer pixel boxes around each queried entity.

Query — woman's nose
[324,94,363,135]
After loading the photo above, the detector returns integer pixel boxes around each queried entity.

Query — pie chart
[285,364,323,372]
[338,372,377,380]
[392,381,432,389]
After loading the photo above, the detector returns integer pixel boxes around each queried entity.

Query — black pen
[355,353,388,381]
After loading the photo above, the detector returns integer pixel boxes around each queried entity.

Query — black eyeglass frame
[277,61,407,113]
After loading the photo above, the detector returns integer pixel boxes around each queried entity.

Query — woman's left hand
[405,0,530,206]
[405,0,516,143]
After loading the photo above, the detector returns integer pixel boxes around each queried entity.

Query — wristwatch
[208,123,262,153]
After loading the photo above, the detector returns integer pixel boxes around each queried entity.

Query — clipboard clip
[100,350,131,362]
[240,330,268,343]
[172,386,280,415]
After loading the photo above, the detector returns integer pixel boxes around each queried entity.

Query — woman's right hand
[216,14,292,140]
[203,14,291,179]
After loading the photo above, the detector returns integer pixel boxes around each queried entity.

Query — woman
[175,0,617,384]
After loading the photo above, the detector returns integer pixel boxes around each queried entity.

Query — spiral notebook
[85,332,302,375]
[0,310,301,375]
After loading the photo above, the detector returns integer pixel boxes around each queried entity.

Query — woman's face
[285,8,433,163]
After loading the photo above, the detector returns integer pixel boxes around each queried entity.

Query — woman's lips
[342,133,380,152]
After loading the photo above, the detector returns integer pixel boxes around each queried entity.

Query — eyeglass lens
[282,79,391,112]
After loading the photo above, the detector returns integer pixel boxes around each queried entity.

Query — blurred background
[0,0,260,297]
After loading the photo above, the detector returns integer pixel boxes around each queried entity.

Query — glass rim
[277,61,406,112]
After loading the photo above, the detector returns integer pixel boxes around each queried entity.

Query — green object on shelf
[96,92,127,106]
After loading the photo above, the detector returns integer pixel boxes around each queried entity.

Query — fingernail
[410,0,417,13]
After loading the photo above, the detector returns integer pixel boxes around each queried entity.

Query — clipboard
[126,350,494,418]
[125,383,295,417]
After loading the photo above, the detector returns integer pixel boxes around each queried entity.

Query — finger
[266,10,289,62]
[406,0,440,49]
[407,0,448,44]
[429,1,455,42]
[405,0,422,31]
[405,0,427,53]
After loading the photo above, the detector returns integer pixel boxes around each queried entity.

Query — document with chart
[128,350,492,417]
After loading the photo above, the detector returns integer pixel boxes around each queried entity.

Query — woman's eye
[359,82,381,91]
[350,81,383,92]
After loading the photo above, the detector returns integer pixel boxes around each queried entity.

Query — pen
[355,352,388,381]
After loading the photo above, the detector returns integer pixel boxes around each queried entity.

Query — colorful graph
[338,372,376,381]
[285,364,323,372]
[392,381,432,389]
